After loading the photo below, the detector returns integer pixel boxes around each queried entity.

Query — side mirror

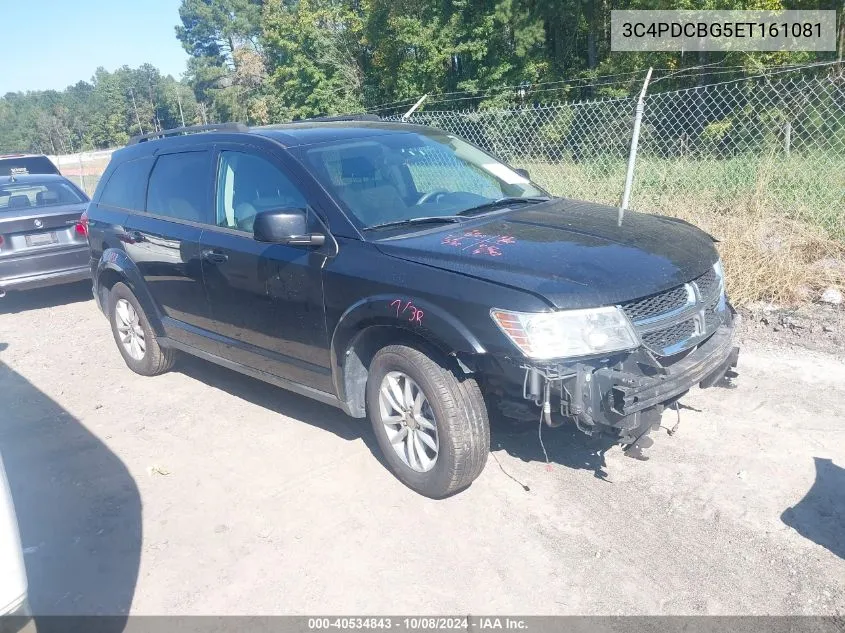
[514,168,530,180]
[253,208,326,246]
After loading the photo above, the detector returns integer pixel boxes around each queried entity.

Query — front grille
[620,286,689,323]
[641,319,696,351]
[703,292,723,331]
[621,269,725,357]
[693,268,719,300]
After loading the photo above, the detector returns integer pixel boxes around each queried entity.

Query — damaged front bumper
[510,310,739,445]
[601,323,738,417]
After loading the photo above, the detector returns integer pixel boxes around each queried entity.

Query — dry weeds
[669,203,845,307]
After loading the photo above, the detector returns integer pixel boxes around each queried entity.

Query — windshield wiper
[457,196,550,216]
[365,216,466,231]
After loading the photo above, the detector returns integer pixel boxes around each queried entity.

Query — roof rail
[289,114,381,123]
[128,123,249,145]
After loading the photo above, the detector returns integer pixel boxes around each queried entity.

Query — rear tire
[366,344,489,498]
[108,282,174,376]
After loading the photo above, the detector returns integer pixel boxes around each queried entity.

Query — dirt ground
[0,282,843,616]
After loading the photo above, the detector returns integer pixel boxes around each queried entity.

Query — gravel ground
[0,282,843,616]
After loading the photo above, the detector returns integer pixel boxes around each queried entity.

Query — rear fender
[95,248,165,337]
[330,295,486,415]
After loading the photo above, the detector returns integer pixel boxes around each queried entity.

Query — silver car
[0,173,90,297]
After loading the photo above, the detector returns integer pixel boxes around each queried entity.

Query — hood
[374,198,719,309]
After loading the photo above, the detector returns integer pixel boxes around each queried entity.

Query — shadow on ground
[492,422,619,483]
[176,355,385,461]
[0,281,92,315]
[0,348,140,631]
[781,457,845,561]
[176,354,619,482]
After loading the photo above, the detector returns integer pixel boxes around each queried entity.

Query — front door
[199,147,333,392]
[123,149,217,351]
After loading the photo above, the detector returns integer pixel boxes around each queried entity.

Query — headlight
[490,306,639,360]
[713,258,726,296]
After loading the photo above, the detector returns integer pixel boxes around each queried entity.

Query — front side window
[215,151,307,232]
[146,151,210,223]
[304,132,545,229]
[0,180,86,211]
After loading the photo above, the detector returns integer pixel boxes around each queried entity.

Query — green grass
[514,153,845,239]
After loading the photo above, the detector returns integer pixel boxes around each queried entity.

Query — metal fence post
[380,65,843,237]
[621,67,653,211]
[402,95,428,122]
[784,120,792,157]
[78,152,88,194]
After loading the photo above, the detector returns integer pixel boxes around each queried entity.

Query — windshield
[303,131,546,230]
[0,181,86,211]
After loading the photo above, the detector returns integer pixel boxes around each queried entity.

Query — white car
[0,451,33,631]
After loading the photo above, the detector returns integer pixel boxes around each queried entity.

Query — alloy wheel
[378,371,439,472]
[115,298,146,361]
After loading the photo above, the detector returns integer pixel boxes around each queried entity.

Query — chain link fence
[392,67,845,238]
[48,66,845,241]
[50,149,115,197]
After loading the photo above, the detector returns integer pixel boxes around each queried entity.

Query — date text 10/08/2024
[307,617,528,630]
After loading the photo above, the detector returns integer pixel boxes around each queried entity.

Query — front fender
[330,294,486,410]
[95,249,165,337]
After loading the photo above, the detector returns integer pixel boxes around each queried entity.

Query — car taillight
[75,210,89,237]
[0,235,4,248]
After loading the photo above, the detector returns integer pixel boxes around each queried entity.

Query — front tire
[366,344,489,498]
[108,282,174,376]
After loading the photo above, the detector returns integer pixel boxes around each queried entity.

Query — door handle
[202,249,228,264]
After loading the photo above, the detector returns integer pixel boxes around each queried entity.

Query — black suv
[87,119,739,498]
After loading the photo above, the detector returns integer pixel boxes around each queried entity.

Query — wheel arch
[95,249,165,337]
[330,295,486,418]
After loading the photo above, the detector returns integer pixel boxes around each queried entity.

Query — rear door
[198,144,333,391]
[0,180,88,284]
[122,149,217,352]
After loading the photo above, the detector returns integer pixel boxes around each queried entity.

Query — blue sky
[1,0,189,94]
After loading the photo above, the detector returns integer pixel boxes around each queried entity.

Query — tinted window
[146,151,210,223]
[99,157,154,210]
[0,156,60,176]
[0,180,85,211]
[216,151,307,232]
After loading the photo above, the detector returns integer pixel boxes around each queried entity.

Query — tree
[177,0,268,123]
[1,0,839,150]
[176,0,264,67]
[0,64,194,152]
[262,0,365,119]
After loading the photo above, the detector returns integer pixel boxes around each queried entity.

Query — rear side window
[99,157,154,211]
[146,152,210,223]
